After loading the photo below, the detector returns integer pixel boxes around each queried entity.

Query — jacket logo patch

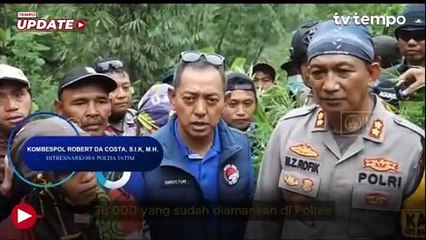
[223,164,239,186]
[365,193,389,206]
[363,157,399,173]
[289,144,319,158]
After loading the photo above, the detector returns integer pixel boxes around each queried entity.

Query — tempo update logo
[16,12,86,31]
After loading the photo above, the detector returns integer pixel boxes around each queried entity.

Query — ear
[368,62,381,86]
[374,55,382,64]
[224,91,231,105]
[54,99,63,114]
[130,86,135,95]
[167,86,176,111]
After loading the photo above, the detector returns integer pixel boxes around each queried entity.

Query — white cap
[0,64,30,88]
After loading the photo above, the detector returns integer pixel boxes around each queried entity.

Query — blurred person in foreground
[94,58,138,136]
[222,72,257,132]
[0,117,127,240]
[246,20,424,240]
[252,63,276,93]
[281,21,321,105]
[124,51,254,240]
[0,64,32,221]
[397,67,426,239]
[373,35,402,69]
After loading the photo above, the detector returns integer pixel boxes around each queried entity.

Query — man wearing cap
[222,72,257,132]
[94,58,138,137]
[54,67,117,136]
[0,117,129,240]
[161,66,175,86]
[124,51,254,240]
[378,4,425,88]
[253,63,276,92]
[246,20,424,239]
[373,35,402,69]
[281,21,321,106]
[0,64,32,221]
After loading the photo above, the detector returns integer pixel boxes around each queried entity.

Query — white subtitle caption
[333,13,406,27]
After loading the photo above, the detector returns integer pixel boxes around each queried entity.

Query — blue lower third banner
[21,136,163,171]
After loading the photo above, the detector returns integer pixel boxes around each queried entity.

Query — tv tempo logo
[16,12,86,31]
[95,172,132,189]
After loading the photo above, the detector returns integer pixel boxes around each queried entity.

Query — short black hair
[173,60,227,91]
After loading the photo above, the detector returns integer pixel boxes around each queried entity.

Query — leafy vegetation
[1,4,424,175]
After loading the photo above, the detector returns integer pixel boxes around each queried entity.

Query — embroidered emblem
[289,144,319,158]
[363,157,399,173]
[300,178,314,192]
[223,164,239,186]
[283,174,299,186]
[368,119,384,139]
[365,193,389,206]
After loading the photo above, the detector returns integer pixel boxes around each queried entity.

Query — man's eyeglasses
[179,51,225,67]
[94,59,124,73]
[397,29,425,42]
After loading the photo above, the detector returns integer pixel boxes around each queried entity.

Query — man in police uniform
[246,20,424,240]
[94,59,138,136]
[281,21,321,106]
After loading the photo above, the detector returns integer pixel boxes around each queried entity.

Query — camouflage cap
[10,117,88,182]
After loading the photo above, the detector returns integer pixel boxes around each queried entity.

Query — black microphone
[372,86,402,106]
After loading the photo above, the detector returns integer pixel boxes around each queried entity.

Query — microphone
[372,86,402,106]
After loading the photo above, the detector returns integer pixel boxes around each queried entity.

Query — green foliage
[1,4,423,179]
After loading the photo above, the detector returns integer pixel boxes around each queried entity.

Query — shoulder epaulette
[279,104,317,122]
[393,115,425,138]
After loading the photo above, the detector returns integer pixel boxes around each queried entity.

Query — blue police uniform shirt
[123,118,222,204]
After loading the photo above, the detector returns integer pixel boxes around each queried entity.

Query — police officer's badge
[223,164,239,186]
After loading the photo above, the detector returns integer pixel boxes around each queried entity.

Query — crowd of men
[0,3,424,240]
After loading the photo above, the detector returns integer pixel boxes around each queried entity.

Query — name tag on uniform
[163,179,189,187]
[188,153,203,160]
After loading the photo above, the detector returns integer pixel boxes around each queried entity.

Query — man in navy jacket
[124,51,254,240]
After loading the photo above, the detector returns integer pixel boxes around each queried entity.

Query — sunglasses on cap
[397,29,425,42]
[94,59,124,73]
[179,51,225,67]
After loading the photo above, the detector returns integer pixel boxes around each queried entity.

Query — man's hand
[0,156,13,198]
[397,67,425,97]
